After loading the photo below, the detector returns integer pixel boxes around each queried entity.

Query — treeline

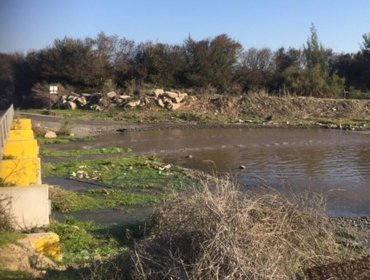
[0,25,369,108]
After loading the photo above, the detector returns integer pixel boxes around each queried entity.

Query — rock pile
[57,89,189,111]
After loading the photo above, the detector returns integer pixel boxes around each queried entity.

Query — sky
[0,0,369,54]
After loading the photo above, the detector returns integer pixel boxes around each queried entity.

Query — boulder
[178,93,188,102]
[119,95,131,100]
[162,97,172,105]
[127,100,141,108]
[157,98,165,108]
[164,91,179,100]
[44,131,57,138]
[98,97,109,108]
[76,96,87,107]
[90,104,103,111]
[62,101,77,110]
[170,103,182,111]
[106,91,117,98]
[164,91,188,103]
[67,95,77,102]
[153,89,164,98]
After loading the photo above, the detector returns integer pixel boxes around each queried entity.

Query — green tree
[304,24,328,70]
[282,24,346,97]
[183,34,242,90]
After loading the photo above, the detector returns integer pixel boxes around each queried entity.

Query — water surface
[50,128,370,217]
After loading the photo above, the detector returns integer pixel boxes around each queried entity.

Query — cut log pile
[58,89,189,111]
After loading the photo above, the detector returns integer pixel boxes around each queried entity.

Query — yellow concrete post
[0,118,41,186]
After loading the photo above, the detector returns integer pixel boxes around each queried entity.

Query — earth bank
[22,95,370,137]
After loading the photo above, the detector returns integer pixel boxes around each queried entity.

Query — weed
[0,196,14,231]
[57,121,72,136]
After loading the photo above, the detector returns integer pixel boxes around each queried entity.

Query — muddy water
[52,128,370,217]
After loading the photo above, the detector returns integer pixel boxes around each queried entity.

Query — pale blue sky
[0,0,369,54]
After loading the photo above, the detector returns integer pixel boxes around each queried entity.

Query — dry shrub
[131,178,345,279]
[57,120,72,136]
[0,195,14,232]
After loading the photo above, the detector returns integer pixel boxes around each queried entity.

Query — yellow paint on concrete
[0,158,41,186]
[8,129,34,140]
[12,119,32,130]
[23,232,62,262]
[3,139,39,158]
[1,120,41,186]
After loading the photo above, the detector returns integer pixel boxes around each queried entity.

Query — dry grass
[129,178,349,280]
[0,196,14,232]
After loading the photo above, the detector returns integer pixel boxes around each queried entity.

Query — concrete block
[0,184,50,229]
[3,139,39,158]
[8,129,35,140]
[21,232,62,262]
[12,119,32,130]
[0,158,41,186]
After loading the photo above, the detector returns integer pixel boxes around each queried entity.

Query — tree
[183,34,242,90]
[304,24,328,70]
[235,48,274,92]
[0,53,16,108]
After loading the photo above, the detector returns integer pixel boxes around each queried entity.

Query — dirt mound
[193,94,370,120]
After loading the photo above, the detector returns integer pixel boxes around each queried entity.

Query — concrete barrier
[0,118,48,228]
[0,185,50,229]
[0,118,41,186]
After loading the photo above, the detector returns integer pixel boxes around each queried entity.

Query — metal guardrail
[0,104,14,158]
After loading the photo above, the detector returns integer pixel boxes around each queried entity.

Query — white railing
[0,105,14,158]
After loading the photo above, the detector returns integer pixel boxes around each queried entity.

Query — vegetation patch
[37,135,97,145]
[46,156,195,212]
[49,187,104,213]
[49,217,124,265]
[0,232,24,247]
[50,186,162,213]
[43,156,194,191]
[0,270,33,280]
[41,147,131,157]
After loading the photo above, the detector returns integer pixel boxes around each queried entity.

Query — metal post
[0,104,15,158]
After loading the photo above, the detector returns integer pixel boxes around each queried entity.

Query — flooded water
[49,128,370,217]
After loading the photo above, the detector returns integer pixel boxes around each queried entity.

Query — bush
[129,178,350,279]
